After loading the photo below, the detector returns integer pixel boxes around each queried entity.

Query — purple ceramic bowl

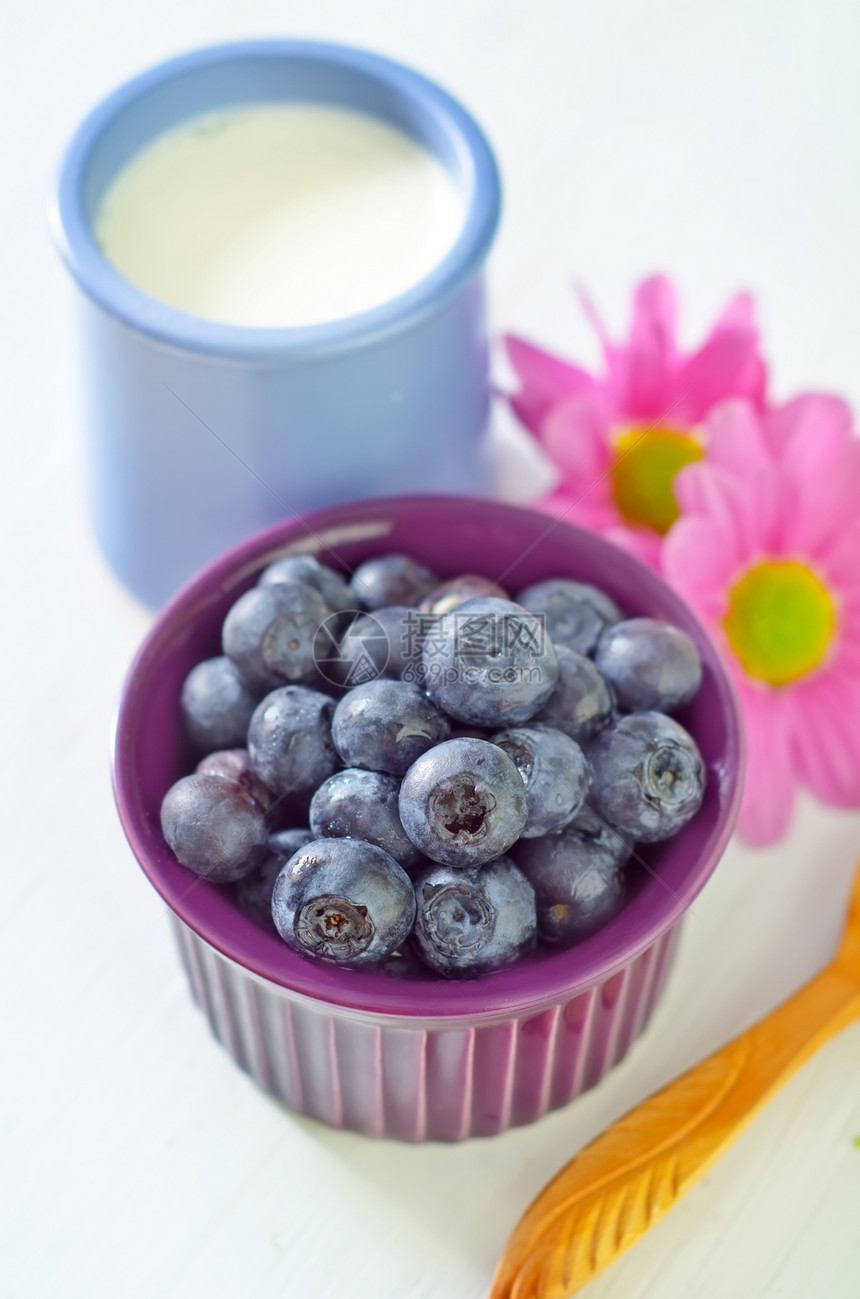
[113,495,743,1141]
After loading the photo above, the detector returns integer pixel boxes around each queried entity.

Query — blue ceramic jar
[52,41,501,607]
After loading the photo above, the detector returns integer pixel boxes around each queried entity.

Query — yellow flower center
[610,425,704,535]
[723,559,838,687]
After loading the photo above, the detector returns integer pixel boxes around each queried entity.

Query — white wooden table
[3,2,860,1296]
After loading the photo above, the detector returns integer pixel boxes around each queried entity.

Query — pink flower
[663,396,860,846]
[505,276,767,565]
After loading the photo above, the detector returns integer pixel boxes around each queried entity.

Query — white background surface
[3,2,860,1296]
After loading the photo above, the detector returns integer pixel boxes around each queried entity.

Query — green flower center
[610,425,704,535]
[723,559,838,687]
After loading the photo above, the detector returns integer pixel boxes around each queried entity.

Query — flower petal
[610,275,679,420]
[661,516,738,618]
[534,487,581,519]
[574,281,618,369]
[534,486,619,534]
[736,682,797,846]
[540,394,612,476]
[789,441,860,561]
[712,291,757,333]
[764,392,854,475]
[505,335,596,434]
[678,334,766,425]
[673,460,789,561]
[603,525,664,570]
[711,292,767,413]
[788,667,860,807]
[817,532,860,612]
[705,398,772,474]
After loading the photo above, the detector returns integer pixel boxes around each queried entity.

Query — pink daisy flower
[663,396,860,846]
[505,275,767,566]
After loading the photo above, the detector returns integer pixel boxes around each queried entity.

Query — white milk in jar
[94,102,464,327]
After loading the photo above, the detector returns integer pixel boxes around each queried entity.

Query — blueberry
[514,829,626,945]
[268,827,318,856]
[331,678,450,776]
[412,857,537,977]
[180,656,259,753]
[565,802,632,866]
[594,618,703,713]
[223,581,330,691]
[350,554,438,610]
[490,725,590,837]
[309,769,425,874]
[332,606,434,687]
[515,579,622,655]
[534,645,615,743]
[398,737,528,867]
[196,749,275,816]
[422,597,559,727]
[588,712,706,841]
[257,552,353,618]
[247,685,339,796]
[235,828,315,926]
[419,574,509,616]
[160,773,268,882]
[271,838,416,968]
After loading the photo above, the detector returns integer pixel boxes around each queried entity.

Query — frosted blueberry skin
[331,678,451,776]
[333,606,433,687]
[180,656,259,753]
[514,829,626,946]
[257,553,353,619]
[412,856,537,978]
[594,618,703,714]
[399,737,528,867]
[588,711,707,842]
[533,645,616,744]
[197,749,312,833]
[271,837,416,968]
[160,773,268,883]
[515,579,622,655]
[268,827,319,856]
[235,828,315,927]
[422,596,559,727]
[222,581,331,692]
[309,768,425,874]
[490,725,590,838]
[247,685,339,797]
[419,574,509,616]
[566,802,632,867]
[349,554,438,610]
[196,748,275,816]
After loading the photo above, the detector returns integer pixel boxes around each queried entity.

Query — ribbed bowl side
[172,919,680,1142]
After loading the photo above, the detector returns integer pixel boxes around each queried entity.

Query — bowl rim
[112,494,744,1020]
[49,39,501,361]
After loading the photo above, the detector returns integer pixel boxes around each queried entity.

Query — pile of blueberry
[160,551,706,979]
